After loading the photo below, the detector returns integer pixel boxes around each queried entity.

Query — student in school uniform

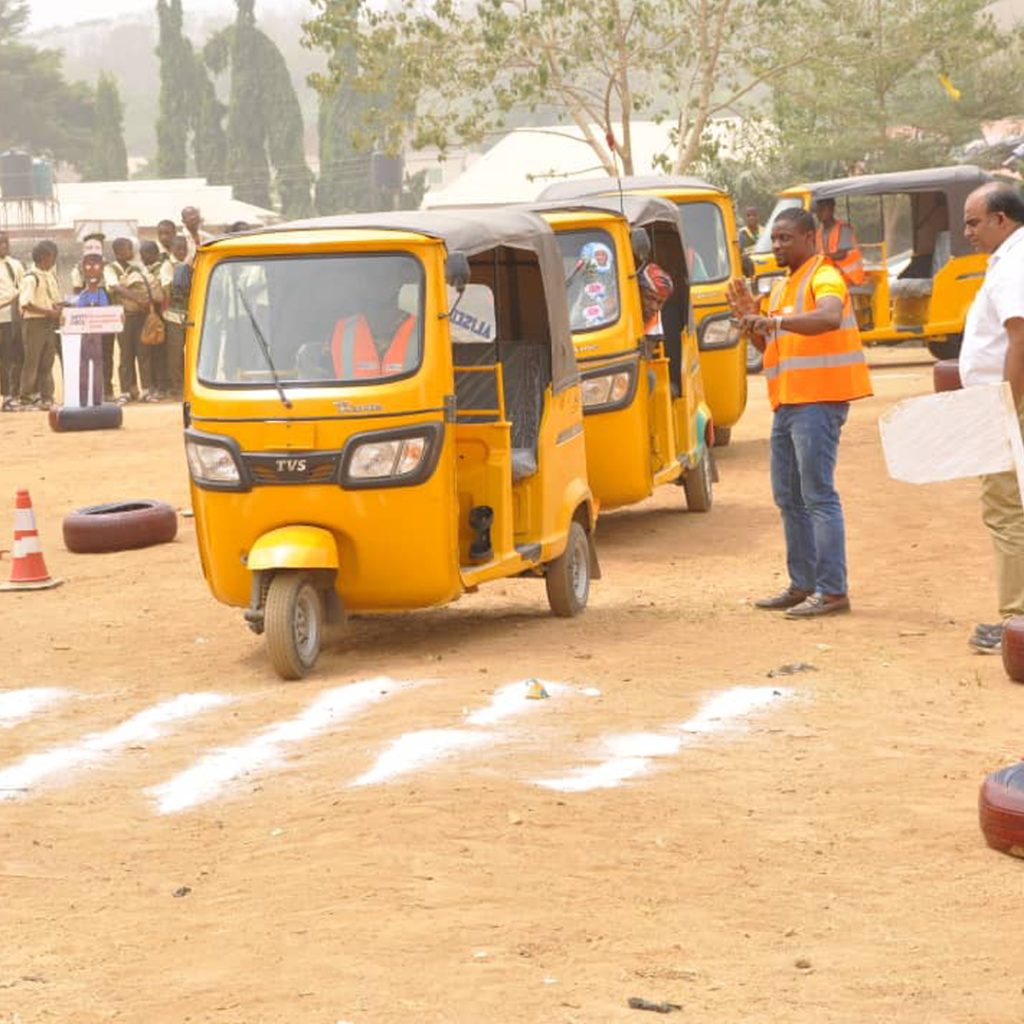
[0,231,25,412]
[104,237,152,403]
[160,234,190,400]
[16,240,62,410]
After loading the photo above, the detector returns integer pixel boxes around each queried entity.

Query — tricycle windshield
[754,197,803,254]
[197,253,425,387]
[555,228,621,333]
[675,201,730,283]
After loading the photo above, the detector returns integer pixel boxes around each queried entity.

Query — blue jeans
[770,402,850,596]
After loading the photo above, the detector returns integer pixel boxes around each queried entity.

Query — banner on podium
[61,305,125,335]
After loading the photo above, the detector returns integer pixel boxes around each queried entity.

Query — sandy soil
[1,349,1022,1024]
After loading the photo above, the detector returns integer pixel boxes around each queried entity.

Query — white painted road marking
[151,677,414,814]
[533,686,790,793]
[350,729,490,788]
[0,693,231,801]
[349,680,585,787]
[0,688,70,729]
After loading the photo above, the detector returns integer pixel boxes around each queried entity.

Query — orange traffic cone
[0,489,62,592]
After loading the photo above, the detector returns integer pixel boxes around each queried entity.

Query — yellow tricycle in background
[184,209,598,679]
[538,175,747,446]
[749,165,992,360]
[531,195,716,512]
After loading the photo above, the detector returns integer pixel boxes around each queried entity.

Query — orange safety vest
[815,220,866,286]
[331,314,418,379]
[763,255,872,411]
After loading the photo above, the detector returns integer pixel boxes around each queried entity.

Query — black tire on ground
[48,403,123,432]
[928,336,962,361]
[979,762,1024,858]
[62,500,178,553]
[933,359,962,393]
[264,572,323,680]
[545,521,590,618]
[713,426,731,448]
[684,449,714,512]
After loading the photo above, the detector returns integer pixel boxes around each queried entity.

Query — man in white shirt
[0,232,25,411]
[958,182,1024,654]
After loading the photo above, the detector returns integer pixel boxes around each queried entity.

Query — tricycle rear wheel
[265,572,323,680]
[545,521,590,617]
[683,448,714,513]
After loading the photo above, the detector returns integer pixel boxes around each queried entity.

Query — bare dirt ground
[1,349,1022,1024]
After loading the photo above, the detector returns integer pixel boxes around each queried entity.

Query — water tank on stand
[0,151,34,200]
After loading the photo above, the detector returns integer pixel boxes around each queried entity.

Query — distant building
[2,177,279,243]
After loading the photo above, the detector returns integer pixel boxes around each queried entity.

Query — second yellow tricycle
[532,195,716,513]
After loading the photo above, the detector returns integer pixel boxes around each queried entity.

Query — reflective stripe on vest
[815,221,866,286]
[762,255,872,410]
[331,315,417,379]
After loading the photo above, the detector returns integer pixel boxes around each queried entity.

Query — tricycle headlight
[581,369,632,409]
[186,439,242,484]
[756,275,776,295]
[347,435,429,480]
[698,316,741,351]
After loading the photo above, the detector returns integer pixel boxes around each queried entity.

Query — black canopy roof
[528,193,685,231]
[799,164,992,202]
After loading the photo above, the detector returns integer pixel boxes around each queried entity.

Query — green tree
[155,0,192,177]
[303,0,815,176]
[0,0,96,165]
[193,68,227,184]
[315,50,375,214]
[206,0,312,216]
[156,0,228,183]
[82,72,129,180]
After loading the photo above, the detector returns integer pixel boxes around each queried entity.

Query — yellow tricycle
[184,209,599,678]
[532,195,716,512]
[538,175,747,445]
[750,165,992,359]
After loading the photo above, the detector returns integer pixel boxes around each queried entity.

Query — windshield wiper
[236,287,292,410]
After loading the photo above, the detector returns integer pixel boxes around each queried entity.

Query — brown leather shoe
[754,587,812,610]
[785,593,851,618]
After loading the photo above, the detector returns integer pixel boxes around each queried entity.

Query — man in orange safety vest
[727,207,872,618]
[814,198,866,287]
[331,263,421,380]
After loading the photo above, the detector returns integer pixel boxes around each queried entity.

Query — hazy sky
[25,0,1024,31]
[26,0,237,31]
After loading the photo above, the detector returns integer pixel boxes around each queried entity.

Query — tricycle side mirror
[630,228,651,268]
[445,251,471,294]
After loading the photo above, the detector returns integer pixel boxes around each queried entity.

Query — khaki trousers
[981,466,1024,618]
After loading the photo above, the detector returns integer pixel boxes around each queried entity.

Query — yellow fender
[247,526,339,572]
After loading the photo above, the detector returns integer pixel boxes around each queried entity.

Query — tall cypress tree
[206,0,312,215]
[193,66,227,184]
[222,0,272,208]
[155,0,191,177]
[83,73,128,181]
[316,72,374,215]
[259,30,312,217]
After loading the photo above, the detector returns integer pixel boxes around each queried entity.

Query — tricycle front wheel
[264,572,323,680]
